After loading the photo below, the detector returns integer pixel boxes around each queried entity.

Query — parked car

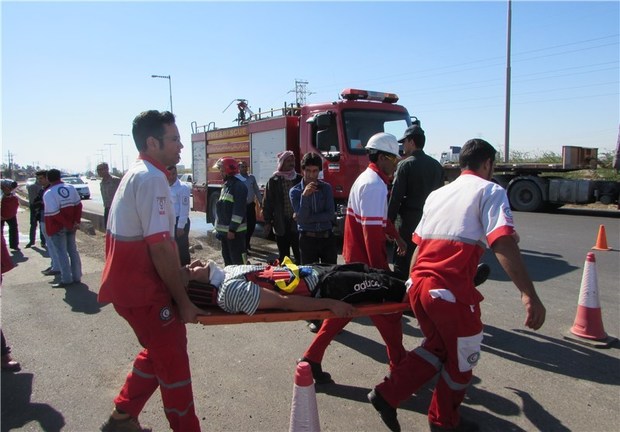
[25,177,36,187]
[62,176,90,200]
[178,174,193,183]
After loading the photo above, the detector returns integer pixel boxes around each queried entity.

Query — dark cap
[397,124,425,143]
[1,179,17,192]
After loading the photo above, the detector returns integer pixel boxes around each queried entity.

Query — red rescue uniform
[99,155,200,432]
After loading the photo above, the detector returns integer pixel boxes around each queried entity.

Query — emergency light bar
[340,88,399,103]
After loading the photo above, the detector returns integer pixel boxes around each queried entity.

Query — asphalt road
[1,204,619,432]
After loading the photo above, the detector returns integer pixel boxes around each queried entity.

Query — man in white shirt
[167,165,192,265]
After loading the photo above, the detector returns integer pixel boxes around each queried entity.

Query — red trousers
[302,312,406,370]
[376,277,483,429]
[114,302,201,432]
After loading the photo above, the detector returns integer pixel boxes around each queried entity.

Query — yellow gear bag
[274,256,300,293]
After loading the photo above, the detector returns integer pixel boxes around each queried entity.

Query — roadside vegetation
[502,148,619,181]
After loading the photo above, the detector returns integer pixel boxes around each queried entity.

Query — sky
[2,0,619,173]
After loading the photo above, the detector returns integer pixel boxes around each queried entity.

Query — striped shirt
[217,264,319,315]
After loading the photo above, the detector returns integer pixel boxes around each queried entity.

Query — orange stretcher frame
[197,302,411,326]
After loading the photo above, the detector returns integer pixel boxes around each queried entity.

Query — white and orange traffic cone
[591,224,612,251]
[289,361,320,432]
[565,252,617,348]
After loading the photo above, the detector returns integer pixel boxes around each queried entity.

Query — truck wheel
[509,181,543,212]
[207,191,220,224]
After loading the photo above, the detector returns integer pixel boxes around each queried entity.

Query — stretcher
[196,302,411,326]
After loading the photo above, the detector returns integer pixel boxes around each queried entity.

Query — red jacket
[1,194,19,221]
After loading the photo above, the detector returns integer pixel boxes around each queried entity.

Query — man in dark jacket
[262,150,302,263]
[388,123,444,280]
[214,157,248,265]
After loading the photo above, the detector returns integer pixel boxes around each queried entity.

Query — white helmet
[366,132,400,157]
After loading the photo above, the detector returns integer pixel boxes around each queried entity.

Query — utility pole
[103,143,116,169]
[113,133,130,174]
[95,150,106,164]
[151,74,173,113]
[6,151,15,178]
[288,79,315,106]
[504,0,512,163]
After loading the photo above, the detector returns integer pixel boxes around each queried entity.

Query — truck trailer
[190,88,413,224]
[441,145,619,212]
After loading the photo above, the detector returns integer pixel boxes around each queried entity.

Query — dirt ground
[73,219,277,268]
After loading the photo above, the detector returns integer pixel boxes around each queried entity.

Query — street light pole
[504,0,512,163]
[151,74,173,113]
[103,143,116,170]
[113,133,130,174]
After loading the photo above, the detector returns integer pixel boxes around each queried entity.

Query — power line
[311,34,619,96]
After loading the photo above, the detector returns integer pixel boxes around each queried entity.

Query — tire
[207,191,220,224]
[509,181,543,212]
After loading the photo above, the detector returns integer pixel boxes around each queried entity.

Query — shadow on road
[555,208,619,219]
[60,283,102,314]
[483,326,620,385]
[323,323,607,430]
[0,372,65,432]
[9,250,27,264]
[317,377,534,431]
[481,248,579,283]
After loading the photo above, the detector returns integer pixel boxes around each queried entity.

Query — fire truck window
[358,127,375,148]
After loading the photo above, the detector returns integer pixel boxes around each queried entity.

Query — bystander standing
[262,151,302,263]
[26,174,44,248]
[96,162,121,229]
[0,180,19,251]
[290,152,337,333]
[388,123,443,280]
[43,169,82,288]
[167,165,191,265]
[238,160,262,252]
[213,157,248,265]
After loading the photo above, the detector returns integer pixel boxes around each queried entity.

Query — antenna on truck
[223,99,254,125]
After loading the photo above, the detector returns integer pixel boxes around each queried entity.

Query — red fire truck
[190,89,414,226]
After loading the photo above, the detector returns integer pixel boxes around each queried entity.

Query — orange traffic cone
[591,224,612,251]
[565,252,616,348]
[289,362,320,432]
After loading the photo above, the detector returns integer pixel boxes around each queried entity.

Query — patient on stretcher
[184,260,407,318]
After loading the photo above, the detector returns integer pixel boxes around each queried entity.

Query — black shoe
[100,414,151,432]
[41,267,52,274]
[25,243,33,248]
[473,263,490,286]
[43,270,61,276]
[307,320,322,333]
[368,389,401,432]
[429,418,479,432]
[297,357,334,384]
